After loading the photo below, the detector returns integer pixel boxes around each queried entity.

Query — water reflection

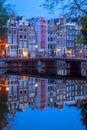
[0,74,87,130]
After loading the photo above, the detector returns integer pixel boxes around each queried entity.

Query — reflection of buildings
[0,75,87,116]
[65,80,87,107]
[7,75,18,116]
[48,79,66,110]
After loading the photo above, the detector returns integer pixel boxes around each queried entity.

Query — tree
[0,0,13,39]
[80,16,87,44]
[74,31,83,48]
[42,0,87,17]
[80,101,87,130]
[42,0,87,45]
[0,91,8,130]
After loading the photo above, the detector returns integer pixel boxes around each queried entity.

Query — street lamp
[79,49,83,58]
[35,44,38,49]
[35,44,38,57]
[35,83,38,87]
[57,48,60,57]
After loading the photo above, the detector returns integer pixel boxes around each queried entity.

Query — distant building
[7,13,18,57]
[56,17,66,57]
[34,17,48,57]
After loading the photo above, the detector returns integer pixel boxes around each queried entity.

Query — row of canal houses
[0,75,87,116]
[0,12,85,58]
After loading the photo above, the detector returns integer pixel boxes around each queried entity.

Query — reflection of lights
[0,87,1,90]
[6,87,9,91]
[79,50,82,53]
[60,109,63,111]
[54,49,56,53]
[35,83,38,87]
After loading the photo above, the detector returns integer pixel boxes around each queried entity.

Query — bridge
[0,57,86,62]
[0,57,87,69]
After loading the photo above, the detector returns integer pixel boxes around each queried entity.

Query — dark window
[24,28,26,32]
[20,35,22,39]
[8,30,11,34]
[14,30,16,34]
[24,35,26,39]
[20,28,23,31]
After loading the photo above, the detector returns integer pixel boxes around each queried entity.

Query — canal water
[0,67,87,130]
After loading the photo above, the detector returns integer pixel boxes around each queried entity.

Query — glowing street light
[57,48,60,57]
[6,87,9,91]
[35,44,38,49]
[35,83,38,87]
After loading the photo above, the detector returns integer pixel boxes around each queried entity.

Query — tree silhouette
[42,0,87,16]
[0,91,8,130]
[0,0,14,39]
[80,100,87,130]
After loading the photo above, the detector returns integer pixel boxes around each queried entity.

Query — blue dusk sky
[7,0,60,19]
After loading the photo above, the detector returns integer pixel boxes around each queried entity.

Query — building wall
[7,14,38,58]
[35,17,48,57]
[7,13,82,58]
[7,13,18,57]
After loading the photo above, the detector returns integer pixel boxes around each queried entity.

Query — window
[24,28,26,32]
[24,35,26,39]
[24,42,27,48]
[28,45,31,50]
[19,43,23,48]
[24,96,27,101]
[8,29,11,34]
[31,26,33,30]
[14,30,16,34]
[20,35,22,39]
[8,36,12,43]
[20,28,23,31]
[32,39,36,43]
[51,38,53,41]
[13,36,17,44]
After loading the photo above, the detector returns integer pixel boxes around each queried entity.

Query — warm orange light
[6,87,9,91]
[6,44,9,48]
[22,50,28,57]
[79,50,83,53]
[67,49,72,54]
